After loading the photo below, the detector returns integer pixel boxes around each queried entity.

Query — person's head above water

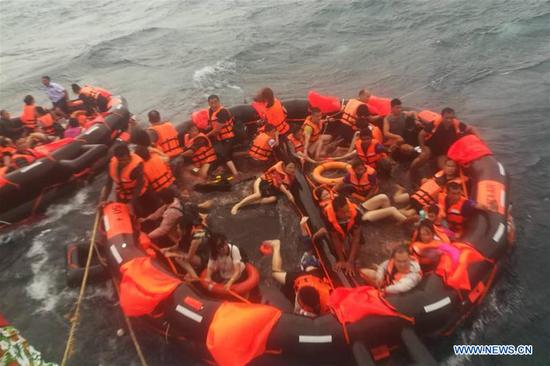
[440,107,456,126]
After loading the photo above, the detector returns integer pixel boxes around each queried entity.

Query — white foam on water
[192,60,237,91]
[38,185,93,228]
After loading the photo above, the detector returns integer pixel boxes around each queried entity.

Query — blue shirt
[43,82,66,102]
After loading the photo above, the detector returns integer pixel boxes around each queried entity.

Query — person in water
[231,160,296,215]
[266,217,332,317]
[204,233,246,291]
[204,94,240,178]
[41,76,69,116]
[360,245,422,295]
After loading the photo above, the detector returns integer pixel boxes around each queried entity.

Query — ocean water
[1,0,549,365]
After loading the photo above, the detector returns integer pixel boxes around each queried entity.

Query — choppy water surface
[1,1,549,365]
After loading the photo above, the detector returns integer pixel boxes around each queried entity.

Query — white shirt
[207,244,245,280]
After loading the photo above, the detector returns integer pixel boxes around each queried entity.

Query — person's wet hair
[297,286,321,314]
[148,110,161,123]
[23,95,34,105]
[391,98,402,107]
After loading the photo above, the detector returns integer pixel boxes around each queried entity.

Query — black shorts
[335,122,356,144]
[213,139,234,163]
[259,179,279,197]
[52,97,69,113]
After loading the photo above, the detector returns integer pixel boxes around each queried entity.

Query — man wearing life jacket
[71,83,112,113]
[418,107,478,169]
[257,87,290,136]
[147,110,184,159]
[6,138,37,173]
[266,217,332,317]
[181,125,217,180]
[248,123,279,163]
[134,145,176,198]
[302,107,331,160]
[20,95,38,134]
[41,76,69,116]
[361,245,422,295]
[101,144,147,213]
[338,89,381,142]
[288,126,305,154]
[439,182,490,238]
[323,194,363,275]
[204,95,239,177]
[231,161,296,215]
[35,107,63,138]
[0,110,24,141]
[336,158,378,201]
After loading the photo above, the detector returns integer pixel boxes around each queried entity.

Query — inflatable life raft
[0,100,130,228]
[95,96,512,365]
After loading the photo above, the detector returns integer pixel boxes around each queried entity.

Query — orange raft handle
[311,161,350,185]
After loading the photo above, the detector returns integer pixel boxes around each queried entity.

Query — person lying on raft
[266,217,332,317]
[181,124,217,181]
[393,158,468,218]
[205,232,246,291]
[322,194,364,275]
[248,123,279,163]
[231,160,296,215]
[360,245,422,295]
[301,107,332,160]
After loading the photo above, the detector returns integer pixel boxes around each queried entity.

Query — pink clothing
[64,126,82,138]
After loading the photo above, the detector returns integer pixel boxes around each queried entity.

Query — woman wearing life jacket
[101,144,148,215]
[302,107,332,160]
[35,106,63,138]
[63,117,82,139]
[360,245,422,295]
[205,233,246,291]
[134,145,176,196]
[439,182,491,238]
[323,194,363,275]
[231,161,296,215]
[204,95,240,177]
[417,107,479,170]
[6,138,37,173]
[181,124,217,180]
[20,95,38,134]
[256,87,290,136]
[71,83,112,113]
[248,123,279,163]
[146,110,184,159]
[409,220,456,271]
[422,204,456,241]
[266,217,332,317]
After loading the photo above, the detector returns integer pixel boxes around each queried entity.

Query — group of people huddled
[0,76,114,176]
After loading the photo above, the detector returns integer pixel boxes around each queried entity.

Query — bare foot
[300,216,309,226]
[230,205,239,215]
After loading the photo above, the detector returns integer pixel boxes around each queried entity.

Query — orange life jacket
[20,104,37,129]
[411,178,443,208]
[9,150,36,171]
[355,138,385,167]
[346,165,376,196]
[249,132,273,161]
[37,113,56,136]
[0,145,15,161]
[142,152,175,192]
[314,185,335,209]
[265,98,289,135]
[148,122,183,158]
[293,274,332,315]
[383,257,419,288]
[109,153,147,202]
[442,195,468,237]
[324,199,358,238]
[261,161,293,189]
[79,85,112,100]
[302,116,323,143]
[287,134,304,153]
[184,133,217,166]
[341,98,365,128]
[424,116,462,142]
[209,106,235,141]
[368,124,383,142]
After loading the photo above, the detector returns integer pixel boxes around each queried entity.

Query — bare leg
[393,185,410,205]
[362,207,408,222]
[198,163,211,180]
[359,268,378,286]
[362,194,391,210]
[268,239,286,285]
[225,160,239,176]
[231,178,274,215]
[436,154,447,170]
[410,145,431,172]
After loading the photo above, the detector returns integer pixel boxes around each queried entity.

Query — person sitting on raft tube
[409,220,459,271]
[383,98,423,161]
[134,144,177,199]
[20,95,38,135]
[438,182,492,239]
[63,117,82,139]
[0,137,16,170]
[256,87,290,136]
[266,217,332,317]
[337,89,381,142]
[231,160,296,215]
[101,143,148,214]
[416,107,479,170]
[301,107,332,160]
[322,194,364,275]
[0,109,24,141]
[41,76,69,117]
[71,83,112,113]
[181,124,217,181]
[360,245,422,295]
[35,106,63,138]
[204,94,240,178]
[248,123,279,163]
[146,110,184,160]
[205,232,246,291]
[6,137,37,173]
[394,158,468,218]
